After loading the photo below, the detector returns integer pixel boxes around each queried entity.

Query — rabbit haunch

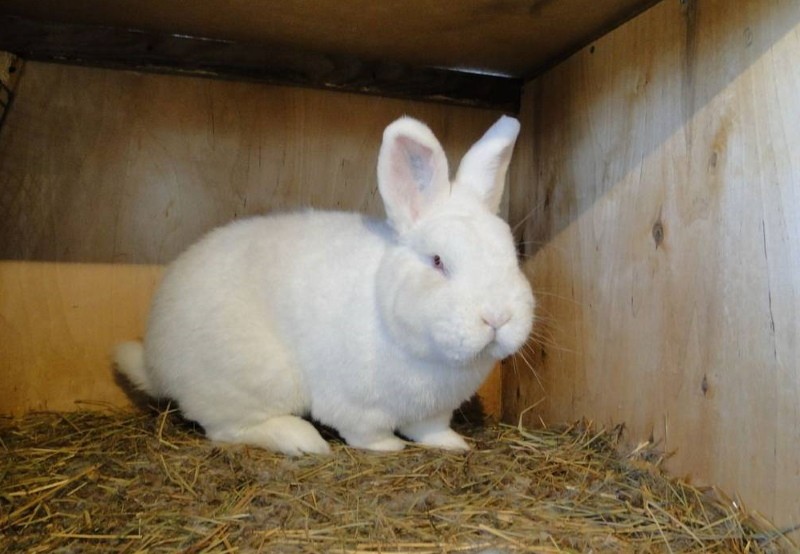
[115,115,535,456]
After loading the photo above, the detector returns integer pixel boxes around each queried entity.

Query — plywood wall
[506,0,800,535]
[0,61,507,415]
[0,261,162,411]
[0,62,504,264]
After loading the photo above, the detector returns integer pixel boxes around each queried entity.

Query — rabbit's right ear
[454,116,520,214]
[378,117,450,233]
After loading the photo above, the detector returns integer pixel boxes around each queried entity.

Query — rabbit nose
[481,309,512,330]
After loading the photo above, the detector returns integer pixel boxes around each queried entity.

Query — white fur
[115,116,535,455]
[114,341,153,395]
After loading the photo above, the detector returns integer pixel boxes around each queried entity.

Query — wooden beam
[0,15,521,112]
[0,0,664,79]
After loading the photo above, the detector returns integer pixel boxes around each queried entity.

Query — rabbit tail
[114,341,159,397]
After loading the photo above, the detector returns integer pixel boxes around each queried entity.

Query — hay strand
[1,408,796,553]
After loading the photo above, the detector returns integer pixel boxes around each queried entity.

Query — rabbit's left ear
[378,117,450,234]
[454,116,520,214]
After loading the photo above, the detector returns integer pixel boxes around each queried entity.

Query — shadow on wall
[502,0,800,538]
[511,0,800,248]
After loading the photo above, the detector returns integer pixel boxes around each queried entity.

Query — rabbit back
[141,211,392,435]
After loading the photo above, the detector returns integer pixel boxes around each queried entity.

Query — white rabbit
[115,115,534,456]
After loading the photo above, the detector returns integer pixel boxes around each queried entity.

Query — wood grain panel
[0,0,661,78]
[0,261,162,413]
[0,61,503,264]
[506,0,800,535]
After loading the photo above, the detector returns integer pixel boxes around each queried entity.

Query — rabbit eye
[432,255,445,272]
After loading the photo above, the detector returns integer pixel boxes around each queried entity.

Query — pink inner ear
[386,136,438,224]
[378,120,451,232]
[395,136,435,193]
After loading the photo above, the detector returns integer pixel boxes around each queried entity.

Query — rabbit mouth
[486,324,531,360]
[444,331,509,364]
[430,313,529,364]
[472,336,520,363]
[483,330,503,356]
[486,340,514,360]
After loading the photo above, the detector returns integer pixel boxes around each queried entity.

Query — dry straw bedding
[0,407,795,553]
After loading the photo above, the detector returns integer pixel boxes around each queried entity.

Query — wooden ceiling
[0,0,661,109]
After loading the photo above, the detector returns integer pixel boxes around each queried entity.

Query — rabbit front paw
[342,430,407,451]
[400,415,470,451]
